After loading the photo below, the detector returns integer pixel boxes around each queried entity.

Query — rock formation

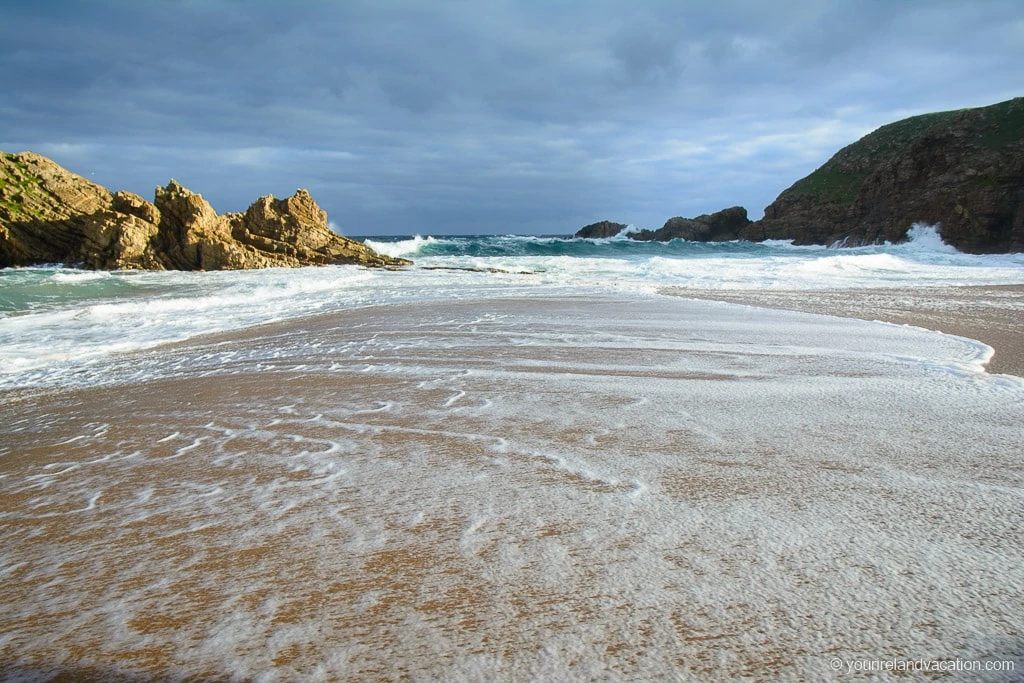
[747,97,1024,252]
[629,207,751,242]
[575,220,628,239]
[0,151,411,270]
[575,97,1024,253]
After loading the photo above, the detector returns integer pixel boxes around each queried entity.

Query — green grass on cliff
[977,99,1024,150]
[786,110,956,207]
[783,97,1024,208]
[1,156,46,218]
[0,171,19,216]
[0,197,24,216]
[787,169,869,206]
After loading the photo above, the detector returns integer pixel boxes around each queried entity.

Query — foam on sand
[1,294,1022,681]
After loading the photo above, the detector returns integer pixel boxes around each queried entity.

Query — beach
[662,284,1024,378]
[4,1,1024,678]
[2,291,1022,681]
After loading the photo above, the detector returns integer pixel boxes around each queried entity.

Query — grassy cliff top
[784,97,1024,207]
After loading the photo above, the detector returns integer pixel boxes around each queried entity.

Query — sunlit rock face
[0,151,411,270]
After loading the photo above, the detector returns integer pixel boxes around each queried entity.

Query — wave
[362,233,791,260]
[0,266,380,388]
[363,234,440,258]
[361,224,1024,262]
[3,227,1023,389]
[897,224,961,254]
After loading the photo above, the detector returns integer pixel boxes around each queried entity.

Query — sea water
[1,226,1023,390]
[2,228,1024,681]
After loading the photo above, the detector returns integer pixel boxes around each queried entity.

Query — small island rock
[630,207,751,242]
[574,220,628,239]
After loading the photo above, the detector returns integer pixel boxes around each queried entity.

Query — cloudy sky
[1,1,1021,235]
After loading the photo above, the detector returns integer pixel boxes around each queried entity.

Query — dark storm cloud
[1,0,1021,234]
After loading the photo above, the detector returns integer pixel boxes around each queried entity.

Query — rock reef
[574,220,628,239]
[576,97,1024,253]
[0,152,410,270]
[629,207,751,242]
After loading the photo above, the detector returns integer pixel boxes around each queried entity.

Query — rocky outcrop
[747,97,1024,252]
[0,151,411,270]
[629,207,751,242]
[575,98,1023,253]
[575,207,751,242]
[575,220,628,239]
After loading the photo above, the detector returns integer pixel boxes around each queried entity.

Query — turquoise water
[359,233,781,258]
[2,227,1023,389]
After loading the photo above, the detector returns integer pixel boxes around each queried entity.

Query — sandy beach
[661,284,1024,378]
[2,293,1022,681]
[3,1,1023,678]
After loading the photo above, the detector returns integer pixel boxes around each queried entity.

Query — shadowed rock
[746,97,1024,252]
[630,207,751,242]
[575,220,628,239]
[573,98,1023,253]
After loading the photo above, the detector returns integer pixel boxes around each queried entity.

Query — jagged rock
[150,180,234,270]
[229,190,401,268]
[630,207,752,242]
[112,190,161,225]
[749,97,1024,252]
[574,220,627,239]
[80,208,162,270]
[0,151,411,270]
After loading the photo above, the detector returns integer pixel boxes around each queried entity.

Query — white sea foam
[899,222,961,252]
[1,296,1022,680]
[47,270,112,283]
[1,232,1023,389]
[363,234,439,257]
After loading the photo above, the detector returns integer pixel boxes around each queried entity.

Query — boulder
[230,189,404,268]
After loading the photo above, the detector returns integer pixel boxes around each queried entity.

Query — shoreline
[2,295,1023,679]
[659,284,1024,377]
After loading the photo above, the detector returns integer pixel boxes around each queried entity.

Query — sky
[1,1,1021,235]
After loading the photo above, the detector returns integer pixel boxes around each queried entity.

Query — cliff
[0,152,411,270]
[574,98,1024,253]
[747,97,1024,252]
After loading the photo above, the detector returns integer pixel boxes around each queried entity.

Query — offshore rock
[747,97,1024,252]
[0,151,411,270]
[630,207,751,242]
[575,220,628,239]
[574,209,751,242]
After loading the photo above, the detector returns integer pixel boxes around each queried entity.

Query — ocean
[3,226,1023,391]
[2,227,1023,681]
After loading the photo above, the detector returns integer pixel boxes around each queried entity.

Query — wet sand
[660,284,1024,377]
[2,296,1022,681]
